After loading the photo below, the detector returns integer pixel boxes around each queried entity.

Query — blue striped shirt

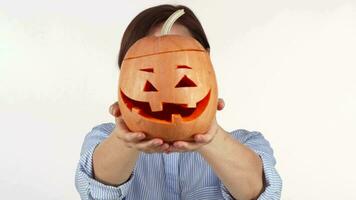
[75,123,282,199]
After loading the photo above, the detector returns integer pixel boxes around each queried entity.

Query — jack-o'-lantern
[118,9,218,142]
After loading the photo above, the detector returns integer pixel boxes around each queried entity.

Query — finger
[217,98,225,111]
[119,131,146,143]
[159,143,170,151]
[114,119,145,142]
[109,102,121,117]
[134,138,164,151]
[165,144,185,153]
[109,103,115,115]
[126,132,147,143]
[152,143,170,152]
[171,141,201,152]
[144,143,171,154]
[194,134,213,143]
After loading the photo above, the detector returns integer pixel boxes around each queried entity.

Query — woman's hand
[109,103,170,153]
[166,98,225,153]
[109,98,224,153]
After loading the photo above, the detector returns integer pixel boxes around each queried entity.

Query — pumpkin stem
[160,9,185,35]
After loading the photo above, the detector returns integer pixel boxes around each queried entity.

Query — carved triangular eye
[175,75,197,88]
[177,65,192,69]
[144,80,158,92]
[140,68,154,73]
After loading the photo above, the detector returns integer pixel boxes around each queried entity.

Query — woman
[75,4,282,200]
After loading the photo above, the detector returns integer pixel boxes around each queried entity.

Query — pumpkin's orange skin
[118,35,218,142]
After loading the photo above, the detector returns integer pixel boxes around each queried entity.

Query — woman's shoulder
[229,128,269,144]
[91,122,115,133]
[83,122,115,140]
[230,128,264,136]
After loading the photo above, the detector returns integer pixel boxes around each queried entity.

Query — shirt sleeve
[220,129,282,200]
[74,123,134,200]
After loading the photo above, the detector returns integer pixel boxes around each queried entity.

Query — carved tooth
[132,107,140,114]
[149,101,163,112]
[171,114,183,124]
[187,102,197,108]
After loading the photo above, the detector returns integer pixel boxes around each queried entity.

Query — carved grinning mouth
[120,90,211,123]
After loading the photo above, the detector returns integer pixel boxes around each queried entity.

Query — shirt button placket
[163,152,180,200]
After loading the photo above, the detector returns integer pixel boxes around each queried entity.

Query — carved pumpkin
[118,9,218,142]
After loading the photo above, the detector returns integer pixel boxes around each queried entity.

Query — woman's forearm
[93,128,140,186]
[198,127,264,200]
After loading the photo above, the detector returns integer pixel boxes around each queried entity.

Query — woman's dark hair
[118,4,210,68]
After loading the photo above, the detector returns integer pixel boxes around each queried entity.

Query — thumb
[217,98,225,111]
[109,102,121,117]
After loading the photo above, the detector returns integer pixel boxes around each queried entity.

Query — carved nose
[175,75,197,88]
[143,81,158,92]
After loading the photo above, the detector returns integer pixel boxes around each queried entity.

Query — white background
[1,0,355,199]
